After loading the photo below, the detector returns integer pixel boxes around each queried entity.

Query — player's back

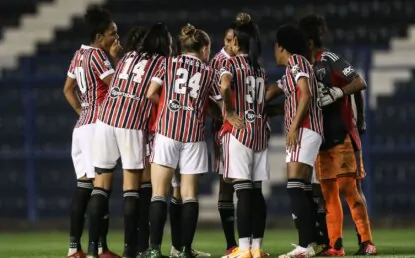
[99,51,164,130]
[284,54,323,136]
[222,54,268,151]
[156,54,219,142]
[78,46,114,126]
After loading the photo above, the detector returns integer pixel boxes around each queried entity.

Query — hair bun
[180,23,196,39]
[236,13,251,25]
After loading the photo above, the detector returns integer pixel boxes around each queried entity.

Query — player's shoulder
[320,51,342,63]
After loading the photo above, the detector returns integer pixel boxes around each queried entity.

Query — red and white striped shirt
[220,54,269,151]
[67,45,114,128]
[98,51,164,130]
[280,54,323,136]
[152,54,222,142]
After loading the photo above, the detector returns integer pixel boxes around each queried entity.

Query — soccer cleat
[250,248,264,258]
[354,241,377,256]
[221,247,252,258]
[170,246,211,258]
[311,243,326,255]
[68,250,87,258]
[137,249,165,258]
[318,247,345,256]
[99,250,122,258]
[225,246,238,255]
[278,244,315,258]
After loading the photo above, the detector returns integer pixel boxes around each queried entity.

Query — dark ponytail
[234,13,261,70]
[124,26,147,53]
[298,14,328,48]
[84,4,112,42]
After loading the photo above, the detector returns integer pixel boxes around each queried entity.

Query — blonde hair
[236,12,251,26]
[179,23,210,52]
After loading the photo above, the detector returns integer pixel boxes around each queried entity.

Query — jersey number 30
[246,76,265,104]
[174,68,201,98]
[119,57,147,84]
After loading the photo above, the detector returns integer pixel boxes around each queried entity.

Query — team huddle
[63,5,376,258]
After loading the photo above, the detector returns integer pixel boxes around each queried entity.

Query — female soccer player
[209,23,238,255]
[63,5,121,258]
[299,14,376,256]
[273,24,323,258]
[220,13,269,258]
[88,23,171,258]
[144,24,221,258]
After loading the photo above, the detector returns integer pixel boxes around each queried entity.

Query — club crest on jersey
[168,99,194,112]
[104,60,112,70]
[244,109,261,123]
[316,68,326,81]
[290,64,300,77]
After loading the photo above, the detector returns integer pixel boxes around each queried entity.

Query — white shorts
[222,133,270,181]
[286,127,322,167]
[72,123,95,179]
[171,169,181,188]
[150,133,208,174]
[93,120,146,170]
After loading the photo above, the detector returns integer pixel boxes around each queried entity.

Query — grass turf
[0,228,414,257]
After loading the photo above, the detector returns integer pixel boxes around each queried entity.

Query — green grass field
[0,228,414,258]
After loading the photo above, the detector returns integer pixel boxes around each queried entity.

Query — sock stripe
[287,181,305,189]
[218,202,234,209]
[123,191,139,198]
[183,199,198,204]
[233,182,252,190]
[151,196,166,202]
[77,180,93,189]
[141,183,152,188]
[171,197,182,205]
[303,184,312,191]
[253,181,262,189]
[91,188,109,198]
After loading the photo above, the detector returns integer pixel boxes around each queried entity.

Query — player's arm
[319,53,367,106]
[63,76,82,115]
[93,50,115,86]
[209,69,224,111]
[220,64,244,129]
[147,59,166,104]
[265,77,285,102]
[354,91,366,134]
[291,77,311,129]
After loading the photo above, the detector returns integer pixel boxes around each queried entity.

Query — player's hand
[318,83,344,107]
[287,127,300,152]
[226,112,245,129]
[110,39,123,58]
[357,114,366,135]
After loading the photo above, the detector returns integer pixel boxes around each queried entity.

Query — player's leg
[177,140,209,257]
[169,170,183,256]
[222,133,253,258]
[137,159,152,254]
[145,133,180,257]
[67,127,93,258]
[282,128,321,258]
[355,150,366,246]
[87,121,119,257]
[218,177,237,253]
[250,148,270,258]
[311,174,329,249]
[316,148,345,256]
[117,128,147,257]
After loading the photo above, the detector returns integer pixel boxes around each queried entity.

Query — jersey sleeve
[67,52,77,79]
[91,49,115,80]
[287,55,309,83]
[325,53,358,84]
[151,58,166,86]
[219,58,234,80]
[209,69,222,100]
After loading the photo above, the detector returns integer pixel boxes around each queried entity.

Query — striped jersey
[280,54,323,136]
[67,45,114,128]
[152,54,222,142]
[98,51,164,129]
[220,54,269,151]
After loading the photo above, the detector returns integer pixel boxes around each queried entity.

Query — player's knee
[338,176,356,196]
